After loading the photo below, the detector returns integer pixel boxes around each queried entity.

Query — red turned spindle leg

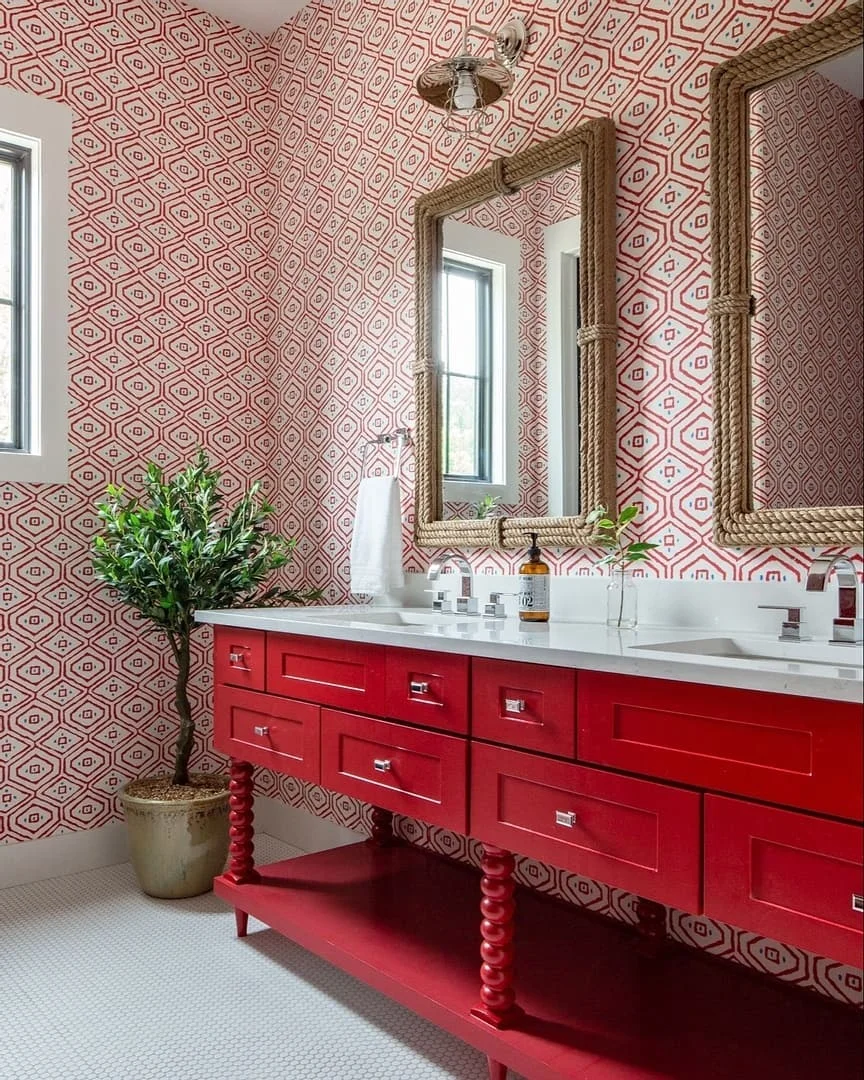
[470,845,524,1029]
[225,759,258,887]
[487,1058,508,1080]
[634,896,667,958]
[368,805,396,847]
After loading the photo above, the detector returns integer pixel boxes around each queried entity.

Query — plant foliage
[92,451,321,784]
[586,504,659,574]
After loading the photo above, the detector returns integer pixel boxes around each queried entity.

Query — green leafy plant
[472,494,502,519]
[92,451,321,786]
[586,504,659,627]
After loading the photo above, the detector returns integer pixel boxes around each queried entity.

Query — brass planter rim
[119,777,229,812]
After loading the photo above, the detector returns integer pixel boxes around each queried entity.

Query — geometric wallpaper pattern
[750,69,864,510]
[1,0,861,1007]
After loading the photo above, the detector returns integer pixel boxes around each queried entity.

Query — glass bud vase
[606,569,637,630]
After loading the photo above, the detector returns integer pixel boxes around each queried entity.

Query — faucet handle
[424,588,453,613]
[757,605,811,642]
[484,591,514,618]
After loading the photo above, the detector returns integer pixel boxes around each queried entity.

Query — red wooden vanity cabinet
[211,630,864,1080]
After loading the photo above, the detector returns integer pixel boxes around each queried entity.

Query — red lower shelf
[214,843,862,1080]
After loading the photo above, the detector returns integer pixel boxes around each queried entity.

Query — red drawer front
[705,796,864,967]
[214,626,266,692]
[321,710,467,833]
[266,634,386,714]
[384,648,469,734]
[471,743,701,911]
[578,672,863,821]
[472,658,576,758]
[214,685,320,782]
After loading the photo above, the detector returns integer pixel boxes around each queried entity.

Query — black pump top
[528,532,541,559]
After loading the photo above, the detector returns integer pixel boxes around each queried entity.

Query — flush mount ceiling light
[416,18,527,136]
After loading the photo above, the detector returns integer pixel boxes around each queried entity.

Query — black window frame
[1,139,31,452]
[440,255,494,484]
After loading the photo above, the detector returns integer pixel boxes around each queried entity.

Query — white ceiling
[188,0,308,35]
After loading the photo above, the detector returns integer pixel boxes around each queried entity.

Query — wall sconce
[415,18,526,136]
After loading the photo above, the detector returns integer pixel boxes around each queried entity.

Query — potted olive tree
[92,451,320,898]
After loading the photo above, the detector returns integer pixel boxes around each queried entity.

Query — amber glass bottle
[518,532,550,622]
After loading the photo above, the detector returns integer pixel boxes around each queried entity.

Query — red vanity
[207,620,863,1080]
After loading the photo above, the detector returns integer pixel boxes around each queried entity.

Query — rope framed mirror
[710,2,864,547]
[413,117,617,549]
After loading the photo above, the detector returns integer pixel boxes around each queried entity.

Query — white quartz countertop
[195,606,864,704]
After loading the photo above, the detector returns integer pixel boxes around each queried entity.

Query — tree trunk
[171,634,194,786]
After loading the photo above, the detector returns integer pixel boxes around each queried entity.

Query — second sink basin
[630,637,863,669]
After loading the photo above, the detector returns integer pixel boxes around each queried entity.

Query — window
[440,256,493,482]
[0,87,72,483]
[440,220,519,504]
[1,140,30,451]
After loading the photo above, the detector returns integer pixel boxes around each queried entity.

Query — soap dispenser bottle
[518,533,550,623]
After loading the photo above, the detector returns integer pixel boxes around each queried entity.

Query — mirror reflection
[748,46,864,511]
[439,163,582,521]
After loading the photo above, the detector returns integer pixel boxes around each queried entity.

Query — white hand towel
[350,475,404,596]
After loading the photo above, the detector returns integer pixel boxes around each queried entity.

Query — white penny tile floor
[0,836,524,1080]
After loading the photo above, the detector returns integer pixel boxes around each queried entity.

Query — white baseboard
[0,822,129,890]
[254,796,363,853]
[0,799,361,891]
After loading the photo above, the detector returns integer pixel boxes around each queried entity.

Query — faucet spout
[805,555,863,645]
[427,553,473,599]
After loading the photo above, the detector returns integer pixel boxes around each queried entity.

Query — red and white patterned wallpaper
[750,69,864,509]
[1,0,862,1007]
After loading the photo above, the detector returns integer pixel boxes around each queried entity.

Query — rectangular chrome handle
[555,810,576,828]
[409,680,429,695]
[253,725,269,737]
[504,698,526,713]
[853,894,864,913]
[373,758,392,772]
[229,651,245,663]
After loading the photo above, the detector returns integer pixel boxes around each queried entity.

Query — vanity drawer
[214,626,266,692]
[470,743,701,911]
[578,672,863,821]
[214,686,320,781]
[385,648,469,734]
[472,658,576,758]
[321,710,467,832]
[704,796,864,967]
[266,634,387,714]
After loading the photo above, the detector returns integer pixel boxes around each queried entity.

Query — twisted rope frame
[414,117,617,550]
[711,2,864,547]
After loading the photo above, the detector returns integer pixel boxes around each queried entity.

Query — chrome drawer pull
[373,758,392,772]
[253,725,269,737]
[853,894,864,913]
[229,652,244,663]
[555,810,576,828]
[409,680,429,695]
[504,698,526,713]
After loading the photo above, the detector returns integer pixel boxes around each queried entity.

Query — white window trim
[544,214,581,517]
[0,86,72,483]
[441,219,519,505]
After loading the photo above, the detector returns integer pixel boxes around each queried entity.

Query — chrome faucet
[805,555,863,645]
[426,554,477,614]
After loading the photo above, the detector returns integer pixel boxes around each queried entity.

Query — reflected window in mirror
[440,219,519,511]
[748,46,864,511]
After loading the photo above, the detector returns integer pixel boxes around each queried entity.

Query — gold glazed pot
[119,778,229,899]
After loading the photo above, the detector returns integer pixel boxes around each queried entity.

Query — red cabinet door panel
[704,795,864,967]
[214,685,320,782]
[266,633,387,714]
[471,742,702,911]
[578,671,863,821]
[214,626,266,692]
[321,710,467,833]
[472,658,576,758]
[384,648,469,734]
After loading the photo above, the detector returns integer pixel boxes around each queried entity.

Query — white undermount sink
[303,608,471,627]
[630,637,863,669]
